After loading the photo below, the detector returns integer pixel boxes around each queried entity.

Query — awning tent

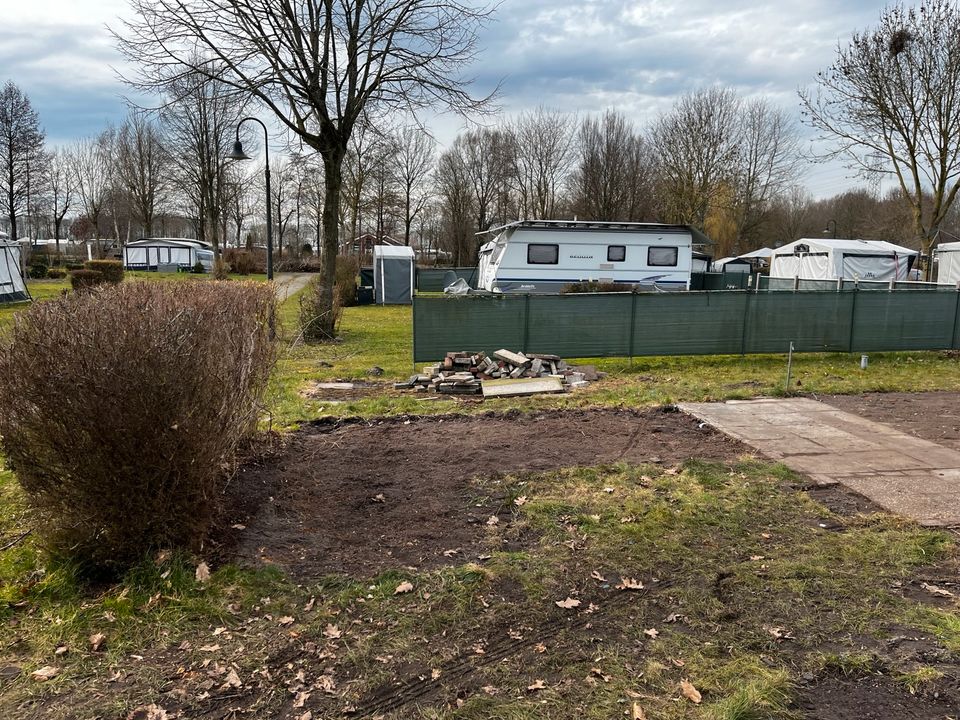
[0,243,29,303]
[712,257,752,273]
[373,245,415,304]
[936,241,960,285]
[770,238,918,282]
[123,238,214,271]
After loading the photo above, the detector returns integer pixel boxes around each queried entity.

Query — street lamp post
[823,219,837,239]
[228,117,273,281]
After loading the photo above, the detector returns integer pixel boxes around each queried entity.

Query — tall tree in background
[800,0,960,275]
[511,107,575,219]
[0,81,45,242]
[572,111,654,222]
[394,128,435,247]
[71,130,114,256]
[116,113,169,237]
[118,0,495,336]
[47,147,76,251]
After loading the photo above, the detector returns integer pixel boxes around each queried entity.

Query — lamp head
[227,140,250,161]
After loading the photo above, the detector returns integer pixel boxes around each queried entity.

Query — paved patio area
[679,398,960,527]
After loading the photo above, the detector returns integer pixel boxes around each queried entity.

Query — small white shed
[123,238,215,272]
[373,245,416,304]
[770,238,918,282]
[0,243,29,303]
[936,242,960,285]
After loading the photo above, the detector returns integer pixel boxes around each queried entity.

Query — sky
[0,0,891,198]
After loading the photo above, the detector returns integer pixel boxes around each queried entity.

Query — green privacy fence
[412,286,960,362]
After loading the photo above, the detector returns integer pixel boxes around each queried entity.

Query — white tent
[936,241,960,285]
[0,243,29,303]
[712,257,752,273]
[770,238,918,282]
[373,245,415,304]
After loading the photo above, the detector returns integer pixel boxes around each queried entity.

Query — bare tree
[800,0,960,275]
[393,127,435,246]
[652,87,741,229]
[458,127,513,232]
[47,147,76,252]
[0,81,45,243]
[435,143,475,265]
[71,130,114,256]
[118,0,495,335]
[572,111,655,222]
[116,113,169,237]
[511,107,575,219]
[161,69,246,263]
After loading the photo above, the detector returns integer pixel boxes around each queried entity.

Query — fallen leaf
[89,632,107,652]
[603,487,615,493]
[750,555,765,561]
[296,713,312,720]
[293,691,310,708]
[315,675,336,694]
[555,597,581,609]
[212,627,226,636]
[195,562,211,583]
[617,577,645,591]
[644,628,659,639]
[323,624,342,639]
[431,668,441,680]
[671,658,686,667]
[482,685,499,696]
[588,514,601,522]
[765,626,795,640]
[761,532,772,539]
[527,679,547,692]
[631,702,647,720]
[442,548,460,557]
[665,467,680,476]
[221,668,242,689]
[198,644,221,652]
[372,493,386,503]
[514,496,528,506]
[30,666,58,682]
[303,597,316,612]
[394,581,414,595]
[921,582,955,598]
[278,616,296,627]
[590,667,611,683]
[486,515,499,526]
[55,645,68,656]
[680,679,702,703]
[231,524,246,530]
[534,642,547,653]
[664,613,684,624]
[590,570,607,583]
[126,704,169,720]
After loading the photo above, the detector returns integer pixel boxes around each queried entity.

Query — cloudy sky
[1,0,889,197]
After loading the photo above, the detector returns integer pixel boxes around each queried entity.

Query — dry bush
[0,281,277,571]
[213,257,231,280]
[84,259,125,283]
[224,249,262,275]
[299,276,342,341]
[336,254,360,307]
[562,281,635,294]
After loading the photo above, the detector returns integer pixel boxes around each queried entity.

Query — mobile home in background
[123,238,215,272]
[476,220,703,293]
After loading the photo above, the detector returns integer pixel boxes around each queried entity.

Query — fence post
[411,296,419,369]
[522,294,531,354]
[952,282,960,350]
[836,277,843,293]
[847,280,859,352]
[628,291,637,364]
[740,290,752,355]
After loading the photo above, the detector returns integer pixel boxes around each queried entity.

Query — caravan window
[607,245,626,262]
[648,246,678,267]
[527,243,559,264]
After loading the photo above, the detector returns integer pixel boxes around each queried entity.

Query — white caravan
[770,238,918,282]
[476,220,698,293]
[123,238,215,272]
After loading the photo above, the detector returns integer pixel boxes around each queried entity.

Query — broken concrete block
[482,377,565,398]
[494,349,531,367]
[530,358,543,375]
[509,366,526,379]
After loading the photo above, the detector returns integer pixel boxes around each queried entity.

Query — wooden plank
[482,377,564,398]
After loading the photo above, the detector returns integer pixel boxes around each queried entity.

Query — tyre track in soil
[349,581,673,718]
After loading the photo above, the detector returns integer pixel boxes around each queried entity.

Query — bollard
[860,355,869,370]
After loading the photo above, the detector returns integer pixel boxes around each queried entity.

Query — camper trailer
[123,238,215,272]
[476,220,698,293]
[770,238,918,282]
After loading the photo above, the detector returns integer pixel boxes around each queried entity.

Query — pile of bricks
[394,349,603,395]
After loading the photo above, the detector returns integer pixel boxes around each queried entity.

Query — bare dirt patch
[216,408,745,578]
[822,391,960,451]
[795,675,960,719]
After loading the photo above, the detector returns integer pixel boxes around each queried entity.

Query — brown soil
[795,675,960,719]
[215,408,745,578]
[822,391,960,451]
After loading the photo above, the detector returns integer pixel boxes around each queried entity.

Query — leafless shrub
[336,255,360,308]
[0,281,276,571]
[299,276,342,341]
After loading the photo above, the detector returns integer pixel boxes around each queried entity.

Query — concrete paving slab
[679,398,960,527]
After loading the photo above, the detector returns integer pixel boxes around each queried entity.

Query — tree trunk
[319,152,344,336]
